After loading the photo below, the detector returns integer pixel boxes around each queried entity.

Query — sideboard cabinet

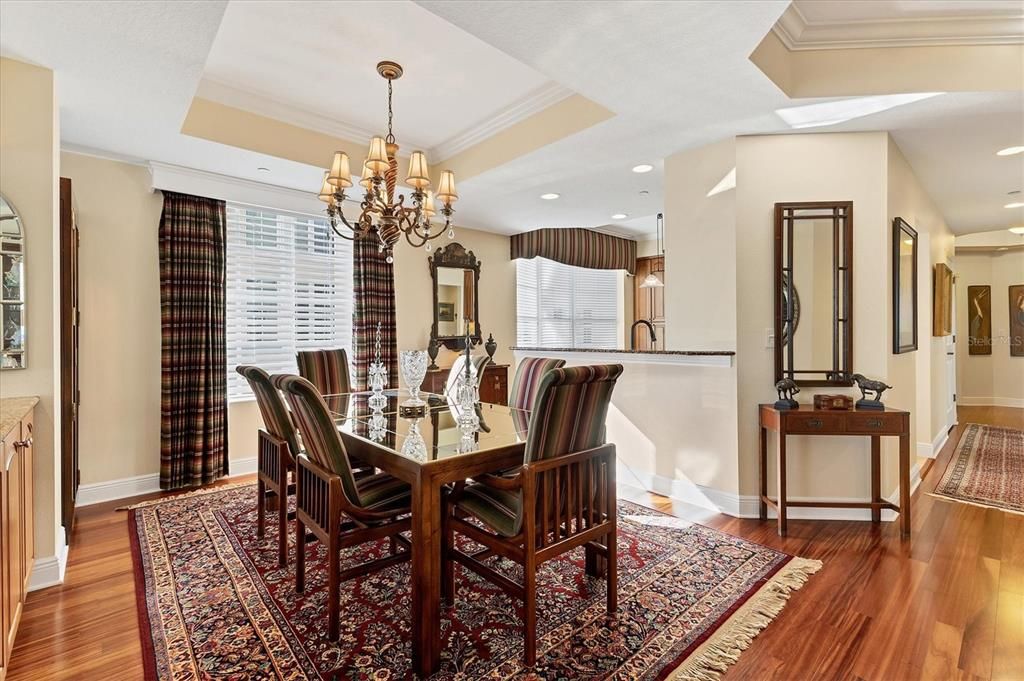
[424,364,509,406]
[0,398,36,681]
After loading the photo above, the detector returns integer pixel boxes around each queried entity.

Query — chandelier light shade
[318,172,335,202]
[328,151,352,188]
[406,151,430,189]
[436,170,459,203]
[316,60,460,262]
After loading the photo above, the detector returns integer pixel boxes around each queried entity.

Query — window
[226,203,353,400]
[516,257,620,349]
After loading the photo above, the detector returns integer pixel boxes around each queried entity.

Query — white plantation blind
[226,203,353,400]
[516,257,619,349]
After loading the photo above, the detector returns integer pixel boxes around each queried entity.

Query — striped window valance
[510,228,637,275]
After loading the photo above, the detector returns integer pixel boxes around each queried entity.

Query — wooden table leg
[759,426,768,521]
[776,431,787,536]
[870,436,881,524]
[899,433,911,537]
[410,472,442,678]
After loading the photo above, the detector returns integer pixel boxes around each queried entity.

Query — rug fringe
[927,492,1024,517]
[117,481,256,511]
[667,557,823,681]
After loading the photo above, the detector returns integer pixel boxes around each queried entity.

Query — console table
[423,363,509,406]
[758,404,911,538]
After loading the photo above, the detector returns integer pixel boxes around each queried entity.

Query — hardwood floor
[7,407,1023,680]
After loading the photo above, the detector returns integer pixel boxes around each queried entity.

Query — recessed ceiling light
[1010,227,1024,234]
[540,193,560,200]
[997,146,1024,156]
[639,190,650,196]
[632,164,653,174]
[611,213,628,220]
[1005,202,1024,209]
[257,167,270,172]
[775,92,943,129]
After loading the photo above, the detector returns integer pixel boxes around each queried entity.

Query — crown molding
[195,77,573,168]
[148,161,344,216]
[61,142,150,167]
[195,77,434,151]
[430,82,573,163]
[772,3,1024,51]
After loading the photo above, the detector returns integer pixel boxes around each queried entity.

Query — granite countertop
[510,346,736,356]
[0,396,39,440]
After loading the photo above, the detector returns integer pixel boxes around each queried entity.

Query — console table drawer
[784,413,845,434]
[846,412,905,434]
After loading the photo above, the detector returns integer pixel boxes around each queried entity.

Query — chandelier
[317,60,459,263]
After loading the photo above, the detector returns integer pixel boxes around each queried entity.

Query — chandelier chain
[386,78,395,144]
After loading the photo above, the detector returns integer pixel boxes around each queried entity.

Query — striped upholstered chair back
[296,349,352,396]
[273,374,362,507]
[524,364,623,464]
[236,365,300,457]
[509,357,566,411]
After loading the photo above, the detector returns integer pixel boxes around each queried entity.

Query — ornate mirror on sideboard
[429,242,481,349]
[774,201,853,386]
[1,194,26,370]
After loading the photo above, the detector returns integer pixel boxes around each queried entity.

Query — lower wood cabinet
[0,404,35,681]
[424,363,509,406]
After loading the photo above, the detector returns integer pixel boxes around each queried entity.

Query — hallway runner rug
[931,423,1024,515]
[128,484,820,680]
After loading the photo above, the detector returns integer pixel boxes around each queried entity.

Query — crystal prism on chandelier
[317,60,459,263]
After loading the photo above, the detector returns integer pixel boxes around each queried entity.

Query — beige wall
[0,58,62,559]
[885,138,956,461]
[663,137,737,350]
[736,131,890,499]
[59,153,164,484]
[955,250,1024,407]
[393,229,515,369]
[61,148,517,480]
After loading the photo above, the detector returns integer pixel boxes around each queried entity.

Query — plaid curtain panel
[352,234,398,390]
[510,228,637,274]
[159,191,229,490]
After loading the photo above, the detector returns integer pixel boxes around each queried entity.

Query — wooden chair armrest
[472,469,525,491]
[297,455,408,523]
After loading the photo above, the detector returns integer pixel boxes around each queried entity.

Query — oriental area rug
[931,423,1024,515]
[128,484,820,680]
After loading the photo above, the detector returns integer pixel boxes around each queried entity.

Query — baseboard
[616,466,742,516]
[917,428,950,459]
[957,396,1024,408]
[619,461,923,522]
[28,527,68,592]
[76,456,257,507]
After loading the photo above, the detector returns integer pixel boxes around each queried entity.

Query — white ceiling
[0,0,1021,238]
[200,1,561,156]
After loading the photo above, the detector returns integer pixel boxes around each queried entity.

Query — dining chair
[444,352,491,399]
[236,365,300,568]
[296,348,351,407]
[273,373,412,642]
[442,363,623,666]
[508,356,566,411]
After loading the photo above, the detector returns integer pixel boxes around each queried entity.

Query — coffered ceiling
[1,0,1021,237]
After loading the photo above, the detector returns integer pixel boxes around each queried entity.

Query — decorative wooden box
[813,394,854,411]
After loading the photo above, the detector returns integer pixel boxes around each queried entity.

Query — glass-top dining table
[322,389,530,677]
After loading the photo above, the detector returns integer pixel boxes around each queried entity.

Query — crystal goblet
[399,349,429,406]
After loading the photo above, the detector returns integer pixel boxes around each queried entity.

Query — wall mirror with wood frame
[1,194,27,370]
[892,217,918,354]
[429,242,481,349]
[774,201,853,387]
